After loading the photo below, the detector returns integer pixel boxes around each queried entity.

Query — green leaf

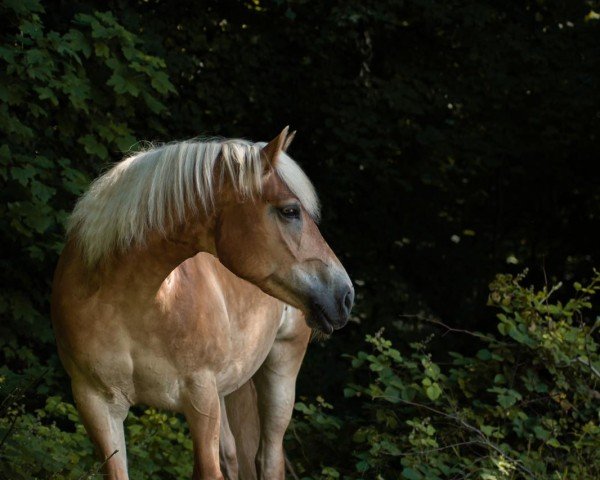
[355,460,370,473]
[31,180,56,202]
[496,389,522,408]
[11,165,37,185]
[107,71,140,96]
[94,42,110,58]
[34,86,58,106]
[402,467,422,480]
[424,362,441,379]
[4,0,44,15]
[150,70,175,94]
[322,466,340,478]
[425,383,442,401]
[62,29,91,58]
[0,144,11,163]
[78,134,108,159]
[547,438,561,448]
[143,92,166,114]
[476,349,492,361]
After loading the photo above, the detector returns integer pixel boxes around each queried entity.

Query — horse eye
[279,206,301,220]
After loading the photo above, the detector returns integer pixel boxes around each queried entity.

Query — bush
[0,4,182,476]
[0,390,193,479]
[0,0,175,395]
[287,271,600,480]
[2,278,598,478]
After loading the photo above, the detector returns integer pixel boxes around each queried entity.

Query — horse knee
[255,444,285,480]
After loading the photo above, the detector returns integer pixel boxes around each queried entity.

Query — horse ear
[261,126,289,173]
[283,130,296,152]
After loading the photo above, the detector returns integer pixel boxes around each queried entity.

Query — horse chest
[118,300,283,408]
[215,322,280,396]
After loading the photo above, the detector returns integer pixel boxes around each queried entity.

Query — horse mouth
[307,303,335,334]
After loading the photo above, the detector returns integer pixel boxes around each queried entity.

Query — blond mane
[67,138,320,266]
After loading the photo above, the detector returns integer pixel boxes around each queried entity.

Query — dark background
[1,0,599,476]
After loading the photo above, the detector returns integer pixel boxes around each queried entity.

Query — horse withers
[51,128,353,479]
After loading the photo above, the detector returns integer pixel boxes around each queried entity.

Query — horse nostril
[342,287,355,316]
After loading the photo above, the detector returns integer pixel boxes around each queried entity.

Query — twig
[289,423,310,464]
[399,314,508,345]
[373,394,539,479]
[398,441,479,456]
[0,368,49,413]
[0,414,19,451]
[285,454,301,480]
[77,449,118,480]
[0,369,49,451]
[575,356,600,380]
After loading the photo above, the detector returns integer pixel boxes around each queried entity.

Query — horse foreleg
[219,396,239,480]
[184,375,224,480]
[72,381,129,480]
[224,380,260,480]
[252,333,310,480]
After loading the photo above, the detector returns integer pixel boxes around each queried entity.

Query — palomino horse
[51,128,353,479]
[219,303,310,480]
[222,379,263,479]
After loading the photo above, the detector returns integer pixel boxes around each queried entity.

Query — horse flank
[67,138,320,267]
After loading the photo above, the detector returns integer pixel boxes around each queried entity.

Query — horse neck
[99,213,218,298]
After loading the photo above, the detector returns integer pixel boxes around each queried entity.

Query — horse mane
[67,138,320,266]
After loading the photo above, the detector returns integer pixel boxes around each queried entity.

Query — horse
[221,379,262,479]
[219,303,310,480]
[51,128,354,480]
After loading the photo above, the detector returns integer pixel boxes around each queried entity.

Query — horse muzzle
[306,279,355,334]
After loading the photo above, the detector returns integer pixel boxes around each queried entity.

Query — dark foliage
[1,0,598,478]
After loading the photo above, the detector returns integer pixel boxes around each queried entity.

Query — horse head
[215,128,354,334]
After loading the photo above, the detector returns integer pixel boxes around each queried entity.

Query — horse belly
[126,344,187,411]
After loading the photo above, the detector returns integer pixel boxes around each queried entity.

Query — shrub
[287,271,600,480]
[0,390,193,479]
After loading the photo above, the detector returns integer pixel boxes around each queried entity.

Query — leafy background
[1,0,599,478]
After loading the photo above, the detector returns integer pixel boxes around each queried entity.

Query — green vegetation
[1,396,194,479]
[1,0,598,478]
[288,273,600,479]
